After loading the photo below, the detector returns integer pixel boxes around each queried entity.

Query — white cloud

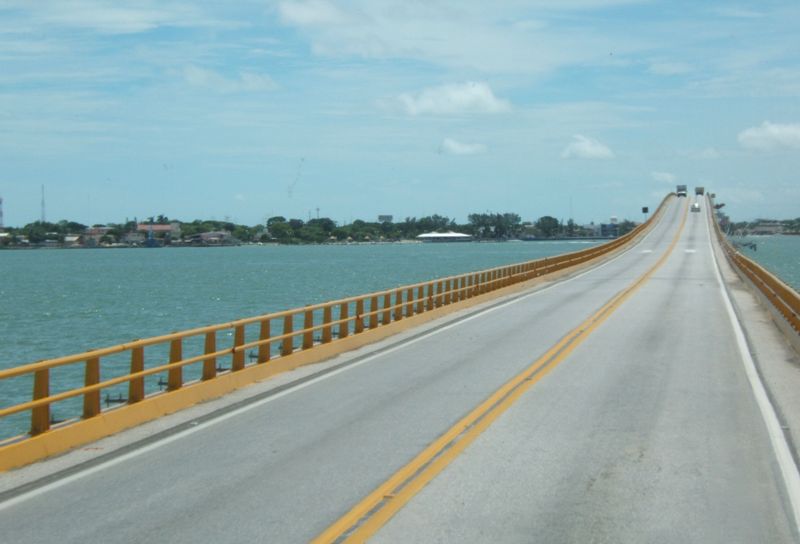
[7,1,212,34]
[441,138,487,156]
[694,147,720,159]
[183,66,277,93]
[738,121,800,151]
[561,135,614,159]
[713,7,765,19]
[651,171,676,184]
[648,61,691,75]
[398,82,510,116]
[278,0,347,26]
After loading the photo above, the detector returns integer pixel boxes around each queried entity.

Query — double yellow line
[314,199,688,543]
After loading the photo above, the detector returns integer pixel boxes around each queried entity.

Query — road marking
[0,201,672,511]
[685,249,697,253]
[705,210,800,535]
[641,249,653,253]
[312,201,689,543]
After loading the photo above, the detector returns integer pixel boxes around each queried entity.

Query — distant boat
[417,231,473,243]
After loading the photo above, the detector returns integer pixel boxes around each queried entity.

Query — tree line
[1,212,636,246]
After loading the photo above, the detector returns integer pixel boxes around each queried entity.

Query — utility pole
[0,196,4,231]
[41,185,46,223]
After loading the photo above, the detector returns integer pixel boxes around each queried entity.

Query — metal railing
[0,201,665,442]
[711,198,800,334]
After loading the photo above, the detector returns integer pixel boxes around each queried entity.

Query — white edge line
[705,209,800,533]
[0,207,670,510]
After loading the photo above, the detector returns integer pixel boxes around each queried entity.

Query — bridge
[2,194,800,543]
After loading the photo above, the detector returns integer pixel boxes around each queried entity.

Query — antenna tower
[41,185,46,223]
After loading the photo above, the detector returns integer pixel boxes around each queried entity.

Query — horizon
[1,2,799,226]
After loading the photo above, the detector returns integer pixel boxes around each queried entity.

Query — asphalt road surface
[1,196,796,543]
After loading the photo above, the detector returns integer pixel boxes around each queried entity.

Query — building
[137,222,182,237]
[750,221,784,235]
[417,231,473,243]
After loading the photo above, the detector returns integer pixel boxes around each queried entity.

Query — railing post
[322,305,332,343]
[232,324,245,371]
[369,296,379,329]
[355,299,365,333]
[258,320,271,363]
[168,338,182,391]
[444,280,452,305]
[416,286,425,314]
[31,368,50,435]
[282,315,294,356]
[83,357,101,418]
[460,276,467,300]
[382,293,391,324]
[203,332,217,380]
[405,288,414,316]
[129,346,145,402]
[339,302,349,338]
[436,281,443,307]
[394,289,403,321]
[303,308,314,349]
[427,283,434,310]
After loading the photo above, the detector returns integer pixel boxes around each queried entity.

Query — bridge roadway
[1,196,798,542]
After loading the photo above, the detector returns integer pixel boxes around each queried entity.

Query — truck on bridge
[676,184,688,197]
[695,186,705,195]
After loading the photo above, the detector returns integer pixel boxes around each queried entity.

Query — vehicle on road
[691,203,701,212]
[695,186,705,195]
[676,184,688,197]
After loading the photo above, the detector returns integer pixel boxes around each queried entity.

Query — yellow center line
[313,198,689,544]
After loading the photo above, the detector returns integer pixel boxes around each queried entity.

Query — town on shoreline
[2,212,796,250]
[0,212,638,249]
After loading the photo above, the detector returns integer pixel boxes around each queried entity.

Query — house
[417,231,473,243]
[750,221,784,235]
[137,222,182,238]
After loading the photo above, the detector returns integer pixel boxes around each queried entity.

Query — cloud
[738,121,800,151]
[278,0,347,26]
[561,135,614,159]
[694,147,720,159]
[648,62,691,75]
[183,66,277,93]
[6,1,212,34]
[441,138,487,156]
[398,82,510,116]
[651,171,676,184]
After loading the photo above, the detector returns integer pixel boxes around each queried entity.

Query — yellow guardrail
[0,195,670,460]
[710,197,800,334]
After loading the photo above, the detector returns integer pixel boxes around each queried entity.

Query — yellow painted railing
[0,198,667,445]
[711,199,800,334]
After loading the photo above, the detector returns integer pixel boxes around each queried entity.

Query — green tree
[535,216,560,238]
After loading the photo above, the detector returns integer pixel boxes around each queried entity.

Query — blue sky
[1,0,799,227]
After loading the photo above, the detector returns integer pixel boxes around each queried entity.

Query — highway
[1,196,797,543]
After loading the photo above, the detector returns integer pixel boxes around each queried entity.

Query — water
[0,241,599,439]
[730,235,800,291]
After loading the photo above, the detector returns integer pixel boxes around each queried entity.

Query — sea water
[0,241,599,439]
[732,235,800,291]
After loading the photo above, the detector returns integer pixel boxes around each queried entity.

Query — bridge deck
[1,197,799,543]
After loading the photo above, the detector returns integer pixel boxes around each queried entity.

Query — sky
[1,0,799,227]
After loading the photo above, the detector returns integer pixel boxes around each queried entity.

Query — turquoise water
[731,235,800,291]
[0,241,599,439]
